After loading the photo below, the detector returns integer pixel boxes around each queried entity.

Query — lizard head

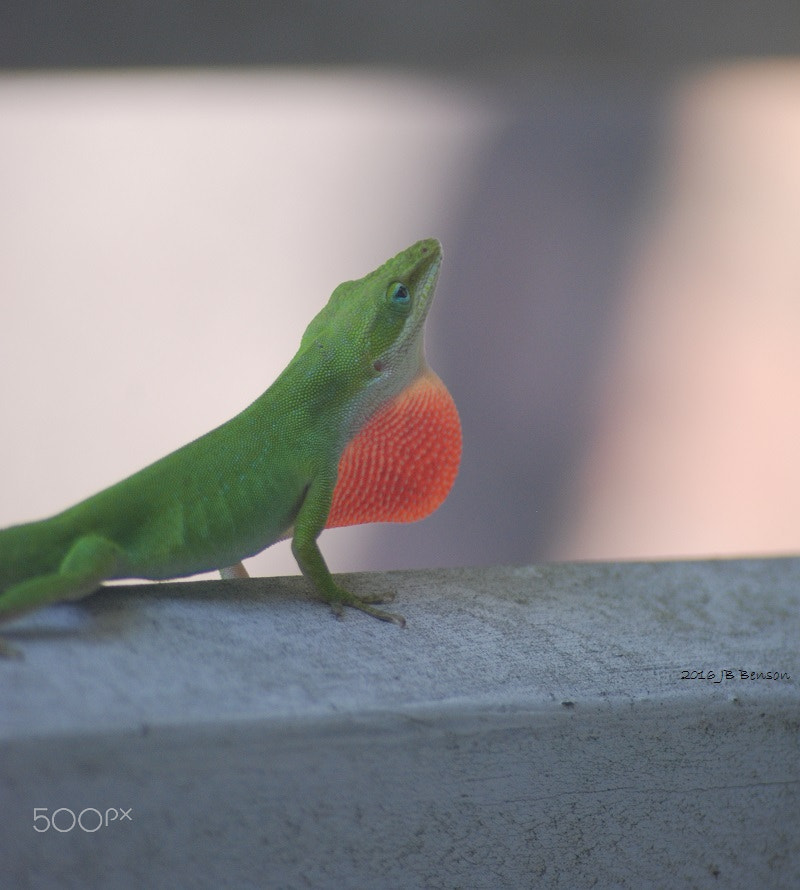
[299,239,443,425]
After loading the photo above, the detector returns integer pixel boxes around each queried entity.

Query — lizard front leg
[291,474,405,627]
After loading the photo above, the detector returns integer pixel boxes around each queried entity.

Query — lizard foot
[325,586,405,627]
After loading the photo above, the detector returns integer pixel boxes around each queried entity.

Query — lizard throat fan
[327,368,461,527]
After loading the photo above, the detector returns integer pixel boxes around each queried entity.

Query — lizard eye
[387,282,410,306]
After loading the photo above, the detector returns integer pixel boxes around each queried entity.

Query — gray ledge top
[1,558,798,740]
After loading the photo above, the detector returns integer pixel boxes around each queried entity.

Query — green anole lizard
[0,239,461,654]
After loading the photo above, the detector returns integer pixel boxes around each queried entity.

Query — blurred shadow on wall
[366,77,662,570]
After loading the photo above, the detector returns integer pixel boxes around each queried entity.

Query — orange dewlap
[326,370,462,528]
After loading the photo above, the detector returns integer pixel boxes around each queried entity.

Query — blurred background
[1,3,799,579]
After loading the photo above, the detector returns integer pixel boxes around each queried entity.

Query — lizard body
[0,239,460,650]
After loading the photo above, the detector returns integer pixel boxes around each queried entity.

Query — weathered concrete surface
[1,559,798,888]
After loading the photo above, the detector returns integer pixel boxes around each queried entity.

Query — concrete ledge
[1,559,798,888]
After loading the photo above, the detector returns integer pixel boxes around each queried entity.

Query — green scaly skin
[0,239,444,656]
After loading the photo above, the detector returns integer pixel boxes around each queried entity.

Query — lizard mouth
[407,240,442,332]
